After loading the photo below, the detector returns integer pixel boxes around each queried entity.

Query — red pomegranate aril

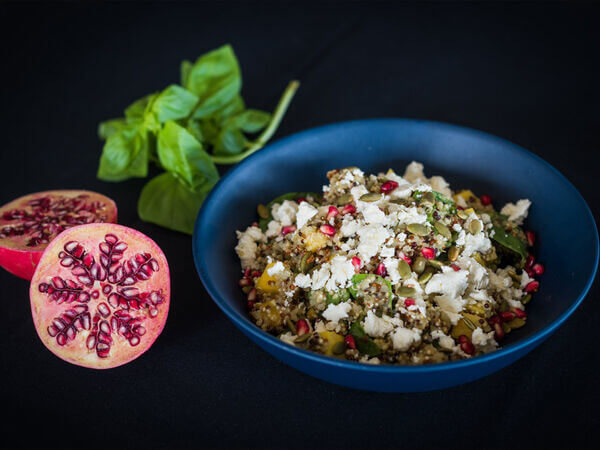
[399,254,412,265]
[380,180,399,194]
[243,267,251,277]
[500,311,516,322]
[460,340,475,355]
[493,322,505,340]
[251,270,261,278]
[376,262,387,277]
[238,277,252,287]
[247,288,257,302]
[450,264,460,272]
[281,225,296,235]
[480,194,492,206]
[296,319,310,336]
[341,204,356,215]
[488,315,501,325]
[404,298,415,307]
[351,257,362,272]
[457,334,468,344]
[524,280,539,293]
[319,224,336,236]
[296,197,307,204]
[344,334,356,350]
[526,230,536,247]
[532,263,545,276]
[30,223,170,369]
[514,308,527,319]
[327,206,339,221]
[421,247,436,260]
[525,254,535,270]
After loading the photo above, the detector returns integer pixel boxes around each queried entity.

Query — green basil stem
[210,80,300,165]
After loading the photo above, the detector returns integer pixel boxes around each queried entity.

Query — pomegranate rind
[30,223,169,369]
[0,190,117,280]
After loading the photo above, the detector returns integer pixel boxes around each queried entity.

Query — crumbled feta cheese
[235,226,266,269]
[363,311,395,337]
[271,200,298,226]
[356,224,391,261]
[267,261,286,277]
[471,327,498,351]
[350,185,369,203]
[340,216,360,237]
[294,273,312,289]
[462,232,491,257]
[425,268,469,299]
[520,270,533,288]
[500,199,531,225]
[394,205,429,226]
[265,220,282,238]
[380,246,395,258]
[362,203,388,225]
[279,332,296,345]
[391,327,421,351]
[322,302,351,324]
[431,329,459,352]
[324,256,355,291]
[296,201,318,230]
[311,265,330,290]
[456,256,489,290]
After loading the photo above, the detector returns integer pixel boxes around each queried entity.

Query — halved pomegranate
[30,223,170,369]
[0,190,117,280]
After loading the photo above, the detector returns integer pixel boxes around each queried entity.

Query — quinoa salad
[235,162,544,365]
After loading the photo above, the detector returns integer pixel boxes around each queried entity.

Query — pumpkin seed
[434,221,452,239]
[502,323,511,333]
[286,317,296,334]
[473,253,487,267]
[359,192,382,202]
[428,259,444,270]
[448,245,459,262]
[506,317,526,329]
[337,193,353,205]
[294,332,312,343]
[300,252,315,274]
[468,220,482,235]
[418,269,433,284]
[462,316,477,331]
[332,341,346,355]
[407,223,430,236]
[521,294,532,305]
[257,203,270,219]
[457,210,468,220]
[397,260,412,279]
[413,256,426,274]
[396,286,416,297]
[422,191,435,204]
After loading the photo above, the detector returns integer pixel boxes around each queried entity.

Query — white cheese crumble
[234,226,266,269]
[322,302,352,324]
[271,200,298,226]
[363,311,400,337]
[500,199,531,225]
[356,223,391,261]
[265,220,282,238]
[296,201,318,230]
[294,273,312,289]
[391,327,421,351]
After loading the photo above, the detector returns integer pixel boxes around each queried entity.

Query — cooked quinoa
[235,162,543,365]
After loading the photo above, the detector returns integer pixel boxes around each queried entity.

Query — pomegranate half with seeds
[30,223,170,369]
[0,190,117,280]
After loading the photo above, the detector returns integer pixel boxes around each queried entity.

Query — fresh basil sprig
[97,44,299,234]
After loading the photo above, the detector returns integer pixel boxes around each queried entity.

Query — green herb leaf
[349,322,381,357]
[98,118,127,140]
[225,109,271,133]
[432,190,454,205]
[326,289,350,305]
[212,95,246,122]
[125,94,157,120]
[491,223,528,260]
[180,60,193,87]
[152,85,199,123]
[157,121,219,190]
[212,126,247,155]
[185,44,241,119]
[97,123,150,181]
[138,172,216,235]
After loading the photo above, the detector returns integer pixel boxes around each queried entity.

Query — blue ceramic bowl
[193,119,598,392]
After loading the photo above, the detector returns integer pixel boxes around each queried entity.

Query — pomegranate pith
[30,223,169,369]
[0,190,117,280]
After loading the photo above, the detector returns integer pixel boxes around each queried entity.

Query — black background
[1,2,598,449]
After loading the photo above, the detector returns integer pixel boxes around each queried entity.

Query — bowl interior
[194,119,598,364]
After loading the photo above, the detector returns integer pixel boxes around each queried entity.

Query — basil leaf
[433,190,454,205]
[151,85,199,123]
[98,118,127,140]
[212,95,246,122]
[157,121,219,190]
[348,274,393,307]
[125,93,157,120]
[225,109,271,133]
[186,45,241,119]
[180,60,193,87]
[349,322,381,357]
[97,123,150,181]
[326,289,350,305]
[491,224,528,260]
[138,172,215,235]
[212,127,247,155]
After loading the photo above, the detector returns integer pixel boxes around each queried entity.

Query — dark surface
[0,2,598,449]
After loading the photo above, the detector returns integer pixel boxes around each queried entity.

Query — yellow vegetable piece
[256,263,279,293]
[454,189,476,202]
[252,300,282,328]
[319,331,344,356]
[464,208,475,215]
[303,226,329,251]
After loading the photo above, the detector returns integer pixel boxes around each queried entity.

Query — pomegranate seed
[380,180,399,194]
[376,262,387,277]
[458,335,468,344]
[247,301,255,309]
[238,277,252,287]
[281,225,297,235]
[319,224,336,236]
[456,205,464,210]
[296,197,307,204]
[341,204,356,215]
[351,257,362,272]
[460,340,474,355]
[251,270,261,278]
[526,269,535,278]
[525,254,535,270]
[480,194,492,206]
[296,319,310,336]
[524,280,539,293]
[450,264,460,271]
[327,206,339,221]
[247,288,257,302]
[421,247,436,260]
[244,267,251,277]
[514,308,527,319]
[488,315,502,325]
[500,311,516,322]
[493,322,505,340]
[344,334,356,349]
[404,298,415,307]
[532,263,545,276]
[526,230,536,247]
[399,254,412,265]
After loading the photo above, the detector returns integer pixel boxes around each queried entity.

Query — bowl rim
[193,118,599,374]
